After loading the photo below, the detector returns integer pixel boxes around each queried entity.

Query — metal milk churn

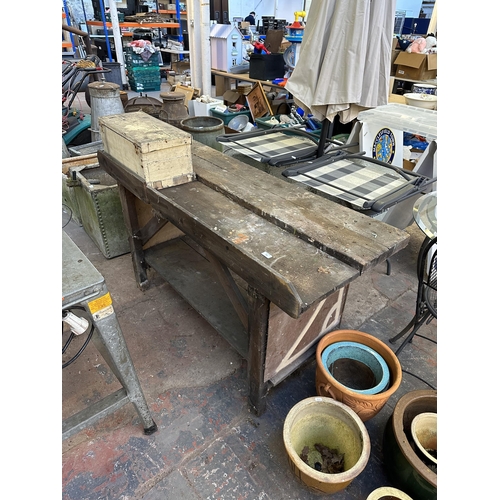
[159,91,189,128]
[88,81,124,142]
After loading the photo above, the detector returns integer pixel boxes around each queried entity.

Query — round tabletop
[413,191,437,239]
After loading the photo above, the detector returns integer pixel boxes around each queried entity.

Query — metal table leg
[62,231,157,440]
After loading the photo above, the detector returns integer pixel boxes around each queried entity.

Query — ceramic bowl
[411,83,437,95]
[411,412,437,465]
[321,341,390,395]
[227,114,249,131]
[404,93,437,110]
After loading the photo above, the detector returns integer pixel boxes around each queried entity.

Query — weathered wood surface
[191,142,409,271]
[99,149,358,319]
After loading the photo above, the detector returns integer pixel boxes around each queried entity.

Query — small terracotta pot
[383,390,437,500]
[316,330,402,422]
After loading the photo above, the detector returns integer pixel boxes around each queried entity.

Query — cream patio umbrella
[285,0,397,154]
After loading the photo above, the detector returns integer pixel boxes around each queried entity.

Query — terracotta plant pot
[283,397,370,495]
[366,486,414,499]
[315,330,402,422]
[383,390,437,500]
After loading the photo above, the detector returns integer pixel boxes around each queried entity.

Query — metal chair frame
[390,236,437,356]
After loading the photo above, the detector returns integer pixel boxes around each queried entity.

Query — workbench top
[98,142,409,319]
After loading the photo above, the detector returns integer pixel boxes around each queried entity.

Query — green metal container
[180,116,224,152]
[69,164,130,259]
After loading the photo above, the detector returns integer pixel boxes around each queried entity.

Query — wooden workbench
[211,69,285,96]
[98,142,409,415]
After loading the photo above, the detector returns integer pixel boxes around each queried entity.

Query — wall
[226,0,305,24]
[226,1,433,26]
[64,0,95,27]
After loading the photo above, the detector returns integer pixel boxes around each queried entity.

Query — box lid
[357,103,437,140]
[99,112,192,153]
[394,51,426,69]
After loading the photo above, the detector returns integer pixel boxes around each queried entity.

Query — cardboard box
[172,60,190,73]
[391,48,402,76]
[99,111,195,189]
[403,159,415,171]
[222,90,246,106]
[394,52,437,81]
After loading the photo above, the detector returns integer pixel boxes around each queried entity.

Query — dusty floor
[62,212,437,499]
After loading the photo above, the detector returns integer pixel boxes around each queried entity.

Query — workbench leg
[247,287,270,416]
[118,185,149,290]
[214,74,231,96]
[89,295,158,435]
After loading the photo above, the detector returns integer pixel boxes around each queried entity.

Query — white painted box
[99,111,195,189]
[190,99,224,117]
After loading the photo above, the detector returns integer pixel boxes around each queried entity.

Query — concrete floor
[62,203,437,500]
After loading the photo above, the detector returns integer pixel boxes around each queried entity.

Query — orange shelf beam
[86,20,180,29]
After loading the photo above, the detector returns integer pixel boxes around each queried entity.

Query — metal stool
[62,230,157,440]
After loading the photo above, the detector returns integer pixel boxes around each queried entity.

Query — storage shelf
[144,238,248,359]
[157,10,187,14]
[86,20,180,29]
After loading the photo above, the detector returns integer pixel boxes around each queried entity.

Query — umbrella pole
[317,119,334,158]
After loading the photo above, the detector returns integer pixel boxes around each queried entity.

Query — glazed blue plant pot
[321,341,390,395]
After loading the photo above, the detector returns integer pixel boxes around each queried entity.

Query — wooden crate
[99,111,195,189]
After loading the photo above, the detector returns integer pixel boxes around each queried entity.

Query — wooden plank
[210,69,285,91]
[144,238,248,358]
[155,181,358,318]
[190,142,409,271]
[62,154,99,175]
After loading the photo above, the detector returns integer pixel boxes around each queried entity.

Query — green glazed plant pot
[382,390,437,500]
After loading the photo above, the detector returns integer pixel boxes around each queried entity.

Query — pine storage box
[99,111,195,189]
